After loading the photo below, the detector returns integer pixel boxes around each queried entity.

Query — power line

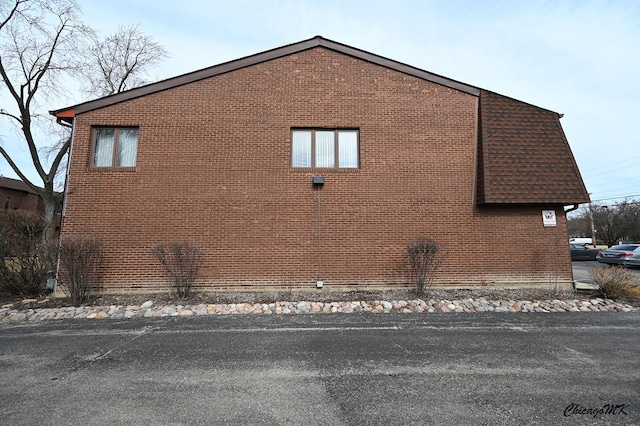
[590,184,640,196]
[590,193,640,203]
[591,187,640,199]
[581,154,640,174]
[586,166,640,180]
[587,176,639,189]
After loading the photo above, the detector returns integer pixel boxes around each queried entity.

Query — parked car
[596,244,640,267]
[570,244,599,261]
[569,238,593,245]
[569,237,607,247]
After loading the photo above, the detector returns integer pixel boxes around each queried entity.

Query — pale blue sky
[2,0,639,205]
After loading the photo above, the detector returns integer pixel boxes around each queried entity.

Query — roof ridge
[51,36,480,120]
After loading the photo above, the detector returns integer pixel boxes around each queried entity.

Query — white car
[569,237,592,245]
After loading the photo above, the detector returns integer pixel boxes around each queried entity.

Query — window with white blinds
[291,129,359,169]
[92,127,139,168]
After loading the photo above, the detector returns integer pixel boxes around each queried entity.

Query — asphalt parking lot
[1,313,639,425]
[0,262,636,424]
[573,260,640,285]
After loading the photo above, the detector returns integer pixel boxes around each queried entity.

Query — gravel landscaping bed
[1,288,639,323]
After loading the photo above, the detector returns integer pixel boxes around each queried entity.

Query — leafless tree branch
[83,24,168,97]
[1,0,168,242]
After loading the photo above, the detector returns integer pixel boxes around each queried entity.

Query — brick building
[52,37,589,293]
[0,177,45,214]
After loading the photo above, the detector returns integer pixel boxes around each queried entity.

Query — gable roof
[0,176,40,195]
[50,36,479,121]
[477,90,589,205]
[51,36,589,206]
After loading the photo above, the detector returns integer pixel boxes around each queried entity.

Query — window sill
[290,168,360,173]
[88,166,137,172]
[289,167,362,173]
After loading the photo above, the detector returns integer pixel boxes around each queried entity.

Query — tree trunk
[40,183,61,245]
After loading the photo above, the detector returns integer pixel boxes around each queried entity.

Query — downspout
[564,204,580,213]
[52,117,76,298]
[564,203,583,290]
[57,118,75,220]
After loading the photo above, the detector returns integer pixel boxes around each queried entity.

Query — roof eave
[50,107,75,123]
[477,195,591,206]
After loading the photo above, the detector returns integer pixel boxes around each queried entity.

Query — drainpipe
[564,203,581,290]
[52,118,77,298]
[564,204,580,214]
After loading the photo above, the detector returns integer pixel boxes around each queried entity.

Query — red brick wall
[0,188,44,213]
[62,47,573,292]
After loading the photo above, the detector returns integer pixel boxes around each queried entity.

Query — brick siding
[62,47,573,292]
[0,187,44,214]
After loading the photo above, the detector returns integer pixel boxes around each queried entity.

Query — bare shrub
[153,243,201,298]
[546,236,562,294]
[406,238,448,295]
[589,266,638,299]
[58,237,102,304]
[0,211,56,297]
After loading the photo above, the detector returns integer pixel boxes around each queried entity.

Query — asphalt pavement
[1,313,638,425]
[572,260,640,286]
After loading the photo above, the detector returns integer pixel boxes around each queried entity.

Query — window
[92,127,139,168]
[292,129,359,169]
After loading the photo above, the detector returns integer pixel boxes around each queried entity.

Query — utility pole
[588,194,597,248]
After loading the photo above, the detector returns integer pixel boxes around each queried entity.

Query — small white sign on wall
[542,210,557,227]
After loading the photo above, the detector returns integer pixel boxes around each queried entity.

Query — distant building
[0,176,45,214]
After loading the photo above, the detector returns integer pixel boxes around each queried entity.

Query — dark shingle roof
[476,90,589,205]
[0,177,39,195]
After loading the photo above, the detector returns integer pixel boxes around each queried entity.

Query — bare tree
[82,24,168,97]
[0,0,86,241]
[592,200,640,246]
[616,200,640,242]
[569,199,640,246]
[0,0,167,243]
[566,206,590,237]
